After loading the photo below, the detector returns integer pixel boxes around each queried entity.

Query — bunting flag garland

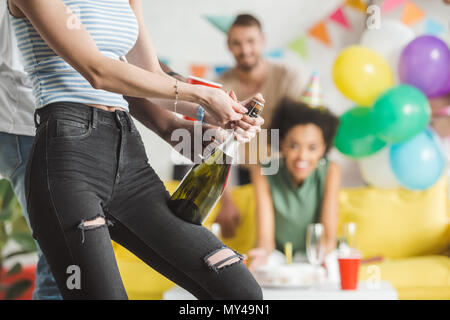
[190,64,208,78]
[329,7,351,30]
[289,35,308,59]
[401,1,425,26]
[424,18,445,36]
[381,0,407,13]
[308,21,331,46]
[158,57,169,67]
[214,65,231,76]
[265,48,285,59]
[345,0,368,13]
[204,15,236,34]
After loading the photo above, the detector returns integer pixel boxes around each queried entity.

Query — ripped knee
[204,247,244,273]
[77,215,113,244]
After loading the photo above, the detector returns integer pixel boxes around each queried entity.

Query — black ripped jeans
[25,102,262,300]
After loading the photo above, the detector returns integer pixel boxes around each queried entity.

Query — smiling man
[215,14,304,238]
[218,14,303,130]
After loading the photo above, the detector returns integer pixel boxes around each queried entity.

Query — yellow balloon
[333,45,394,106]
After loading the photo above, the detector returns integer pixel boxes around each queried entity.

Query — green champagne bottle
[168,99,264,225]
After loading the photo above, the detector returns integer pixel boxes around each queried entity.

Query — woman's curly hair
[270,98,340,154]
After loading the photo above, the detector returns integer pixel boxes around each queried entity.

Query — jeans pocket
[49,118,92,142]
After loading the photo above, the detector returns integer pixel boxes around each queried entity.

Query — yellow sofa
[113,178,450,300]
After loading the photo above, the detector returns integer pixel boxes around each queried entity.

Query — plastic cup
[187,76,223,89]
[242,254,248,267]
[185,76,223,121]
[338,250,361,290]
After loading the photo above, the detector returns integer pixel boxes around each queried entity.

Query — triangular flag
[329,7,351,29]
[381,0,407,13]
[401,1,425,26]
[264,48,284,59]
[289,35,308,59]
[345,0,367,13]
[424,18,445,36]
[158,57,169,67]
[308,21,331,46]
[204,15,235,34]
[214,65,231,76]
[190,64,208,79]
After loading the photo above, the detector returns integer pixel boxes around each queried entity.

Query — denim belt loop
[125,112,135,133]
[91,107,98,129]
[114,109,122,128]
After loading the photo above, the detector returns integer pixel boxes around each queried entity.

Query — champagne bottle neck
[218,133,239,158]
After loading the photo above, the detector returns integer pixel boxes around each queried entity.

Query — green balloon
[372,85,431,143]
[335,106,387,158]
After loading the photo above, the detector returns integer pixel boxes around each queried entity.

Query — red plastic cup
[185,76,223,121]
[187,75,223,89]
[338,250,361,290]
[242,254,248,267]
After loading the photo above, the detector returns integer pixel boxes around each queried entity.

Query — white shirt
[0,3,35,137]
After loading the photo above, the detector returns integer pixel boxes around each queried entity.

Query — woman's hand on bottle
[202,87,248,127]
[204,91,265,143]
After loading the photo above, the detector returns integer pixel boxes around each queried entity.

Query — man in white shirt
[0,2,61,299]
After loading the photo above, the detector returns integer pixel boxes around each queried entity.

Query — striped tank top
[9,0,139,110]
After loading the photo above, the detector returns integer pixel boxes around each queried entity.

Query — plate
[252,263,325,289]
[259,282,313,289]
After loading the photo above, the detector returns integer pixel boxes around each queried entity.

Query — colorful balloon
[359,147,401,189]
[372,85,431,143]
[335,106,387,158]
[428,72,450,98]
[399,35,450,97]
[390,129,445,190]
[361,19,415,81]
[333,45,394,106]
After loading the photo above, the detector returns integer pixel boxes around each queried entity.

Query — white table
[163,281,398,300]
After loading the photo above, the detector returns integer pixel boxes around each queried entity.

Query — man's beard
[237,57,261,72]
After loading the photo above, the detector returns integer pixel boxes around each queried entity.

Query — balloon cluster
[332,20,448,191]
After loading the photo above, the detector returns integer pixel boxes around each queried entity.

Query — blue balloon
[390,129,445,190]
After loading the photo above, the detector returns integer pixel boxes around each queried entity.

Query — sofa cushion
[338,177,449,259]
[359,255,450,300]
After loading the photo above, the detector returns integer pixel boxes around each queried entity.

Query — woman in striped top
[8,0,264,300]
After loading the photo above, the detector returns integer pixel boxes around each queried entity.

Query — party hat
[299,70,324,108]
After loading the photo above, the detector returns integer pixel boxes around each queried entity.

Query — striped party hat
[299,70,324,108]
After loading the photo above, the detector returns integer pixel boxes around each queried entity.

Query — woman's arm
[10,0,246,124]
[250,165,276,249]
[247,165,276,271]
[124,0,248,125]
[319,162,342,255]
